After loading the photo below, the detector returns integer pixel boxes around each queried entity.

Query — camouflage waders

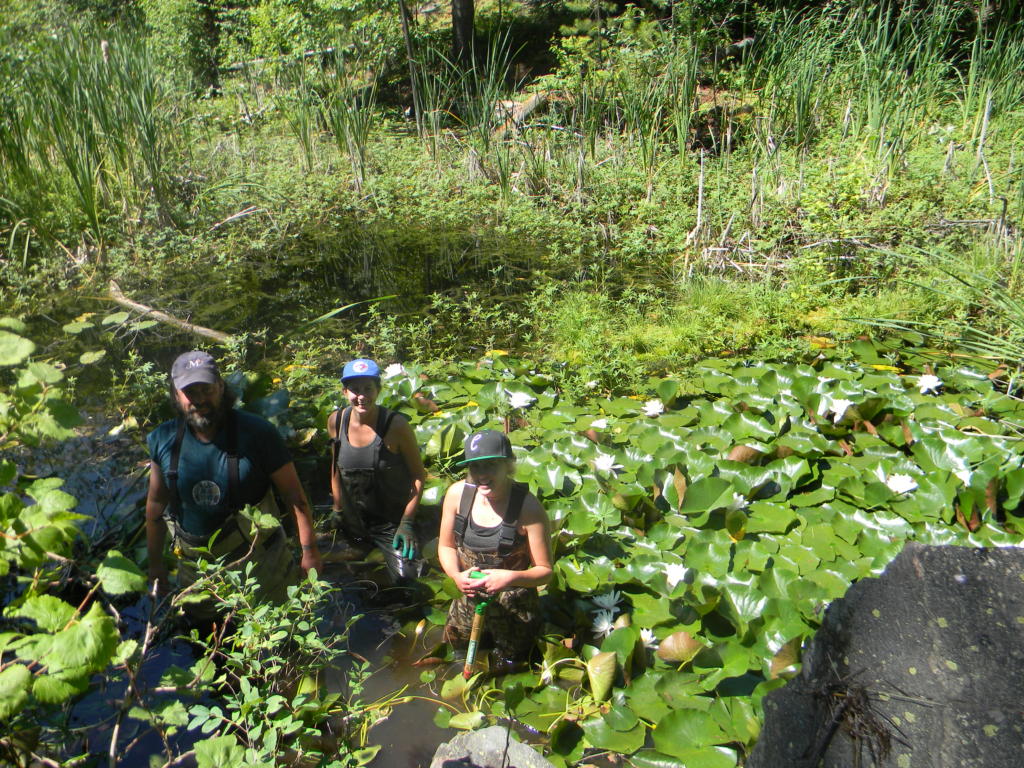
[167,495,295,622]
[444,482,541,660]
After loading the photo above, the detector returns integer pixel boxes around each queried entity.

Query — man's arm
[145,464,171,593]
[270,462,323,574]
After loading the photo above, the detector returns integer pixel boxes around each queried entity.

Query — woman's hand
[473,568,516,595]
[454,568,489,596]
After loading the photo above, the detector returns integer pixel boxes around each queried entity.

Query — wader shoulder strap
[328,408,343,478]
[498,482,526,556]
[166,418,187,521]
[224,409,239,513]
[453,483,477,545]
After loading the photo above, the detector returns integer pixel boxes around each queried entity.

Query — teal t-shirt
[148,410,291,536]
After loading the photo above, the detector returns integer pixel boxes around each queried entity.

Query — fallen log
[491,91,549,141]
[108,281,233,344]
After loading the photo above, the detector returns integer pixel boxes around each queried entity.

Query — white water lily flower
[590,418,609,429]
[640,628,659,650]
[592,610,616,638]
[829,398,854,422]
[726,493,749,511]
[591,590,622,612]
[817,394,854,423]
[885,473,918,494]
[383,363,406,379]
[917,374,943,395]
[643,399,665,417]
[665,562,688,589]
[507,390,535,409]
[593,452,622,473]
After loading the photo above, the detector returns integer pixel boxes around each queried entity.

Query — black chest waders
[445,482,541,662]
[163,411,291,614]
[329,406,399,536]
[328,407,425,583]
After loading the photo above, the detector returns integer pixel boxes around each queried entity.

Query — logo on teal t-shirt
[192,480,222,507]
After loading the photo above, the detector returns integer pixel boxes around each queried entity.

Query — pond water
[19,417,468,766]
[21,414,581,767]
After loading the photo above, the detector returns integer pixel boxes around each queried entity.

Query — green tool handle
[462,571,489,679]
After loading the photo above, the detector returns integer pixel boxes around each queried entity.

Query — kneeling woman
[438,430,553,661]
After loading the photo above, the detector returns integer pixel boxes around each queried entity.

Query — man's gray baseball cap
[171,351,219,389]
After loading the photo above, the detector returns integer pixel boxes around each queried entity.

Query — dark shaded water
[17,417,526,767]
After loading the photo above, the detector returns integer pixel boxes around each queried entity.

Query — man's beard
[175,399,226,433]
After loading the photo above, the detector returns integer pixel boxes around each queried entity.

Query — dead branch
[492,92,550,141]
[108,281,233,344]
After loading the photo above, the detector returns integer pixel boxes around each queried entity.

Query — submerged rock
[429,725,556,768]
[749,543,1024,768]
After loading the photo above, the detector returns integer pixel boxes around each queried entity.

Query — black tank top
[335,406,413,523]
[463,513,501,551]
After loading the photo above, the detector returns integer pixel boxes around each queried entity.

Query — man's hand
[392,519,418,560]
[301,546,323,575]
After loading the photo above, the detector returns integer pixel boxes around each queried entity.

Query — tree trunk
[452,0,475,67]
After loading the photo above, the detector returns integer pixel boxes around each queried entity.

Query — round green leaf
[63,321,93,334]
[656,631,706,664]
[603,702,640,731]
[96,550,147,595]
[582,716,645,753]
[601,626,638,670]
[102,311,130,325]
[653,708,729,753]
[194,735,245,768]
[586,651,617,702]
[0,664,31,719]
[449,710,486,730]
[0,330,35,366]
[628,750,688,768]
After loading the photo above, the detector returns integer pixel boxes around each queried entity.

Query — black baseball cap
[458,429,514,466]
[171,350,219,389]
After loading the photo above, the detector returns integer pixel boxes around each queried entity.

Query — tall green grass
[0,26,187,257]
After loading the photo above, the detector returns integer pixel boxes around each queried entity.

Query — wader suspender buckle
[454,482,525,556]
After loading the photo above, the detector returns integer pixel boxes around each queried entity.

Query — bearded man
[145,351,321,619]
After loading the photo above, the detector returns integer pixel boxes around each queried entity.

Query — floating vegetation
[357,344,1024,766]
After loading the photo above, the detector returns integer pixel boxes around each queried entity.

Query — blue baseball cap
[341,358,381,383]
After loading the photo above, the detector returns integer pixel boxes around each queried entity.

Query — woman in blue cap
[438,429,552,662]
[327,358,426,583]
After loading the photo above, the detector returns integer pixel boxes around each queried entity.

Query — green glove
[392,519,417,560]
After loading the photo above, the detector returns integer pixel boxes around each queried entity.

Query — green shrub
[141,0,218,90]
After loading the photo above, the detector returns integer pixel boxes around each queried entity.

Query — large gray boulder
[749,543,1024,767]
[429,725,557,768]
